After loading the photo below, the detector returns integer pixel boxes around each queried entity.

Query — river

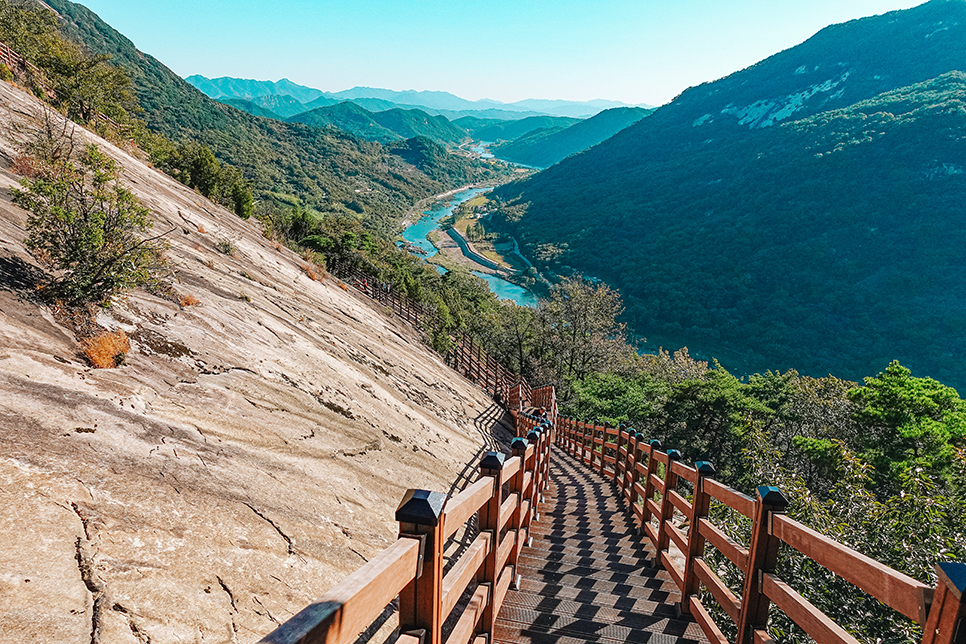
[402,187,539,308]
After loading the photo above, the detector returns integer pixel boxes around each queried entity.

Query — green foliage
[568,372,668,428]
[849,360,966,494]
[152,142,254,218]
[532,278,635,388]
[0,0,137,124]
[13,139,166,304]
[491,106,652,168]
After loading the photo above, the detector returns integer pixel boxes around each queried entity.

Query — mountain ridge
[187,75,653,119]
[492,0,966,390]
[41,0,505,232]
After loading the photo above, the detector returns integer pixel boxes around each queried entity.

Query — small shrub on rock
[82,330,130,368]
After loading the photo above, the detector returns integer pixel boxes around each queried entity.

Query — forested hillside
[493,0,966,390]
[289,102,467,145]
[491,106,652,167]
[41,0,502,232]
[469,115,581,142]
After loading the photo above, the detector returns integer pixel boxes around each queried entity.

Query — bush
[82,330,130,368]
[12,136,168,305]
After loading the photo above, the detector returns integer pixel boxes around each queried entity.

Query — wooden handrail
[552,415,965,644]
[257,537,421,644]
[256,422,552,644]
[262,262,964,644]
[772,513,931,623]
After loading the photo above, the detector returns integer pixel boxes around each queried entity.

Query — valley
[1,1,965,643]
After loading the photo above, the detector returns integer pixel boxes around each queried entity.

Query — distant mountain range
[184,74,654,164]
[492,0,966,390]
[185,75,652,119]
[41,0,506,234]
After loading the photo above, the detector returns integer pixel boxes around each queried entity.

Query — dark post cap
[511,437,529,452]
[619,423,626,430]
[756,485,790,509]
[695,461,716,476]
[667,449,682,461]
[396,489,446,526]
[649,439,663,450]
[937,561,966,596]
[480,451,506,472]
[527,430,540,442]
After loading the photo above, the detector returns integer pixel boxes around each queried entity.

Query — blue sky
[77,0,927,106]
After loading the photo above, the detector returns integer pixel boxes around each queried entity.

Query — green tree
[849,361,966,494]
[13,142,167,304]
[535,278,634,390]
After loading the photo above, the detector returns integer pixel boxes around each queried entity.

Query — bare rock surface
[0,81,514,643]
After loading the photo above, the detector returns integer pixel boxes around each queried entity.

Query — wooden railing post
[615,424,626,489]
[527,428,544,515]
[682,461,716,614]
[641,439,662,533]
[656,449,682,555]
[627,431,641,509]
[597,422,607,476]
[922,562,966,644]
[735,486,789,644]
[479,451,506,636]
[396,489,447,644]
[622,430,637,504]
[510,437,530,577]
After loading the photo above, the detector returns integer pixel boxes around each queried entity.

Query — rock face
[0,82,513,643]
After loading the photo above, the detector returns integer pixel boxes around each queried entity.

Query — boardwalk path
[494,450,707,644]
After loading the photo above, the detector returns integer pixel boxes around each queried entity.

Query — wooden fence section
[0,39,121,129]
[258,426,554,644]
[555,419,966,644]
[327,262,521,405]
[0,41,44,82]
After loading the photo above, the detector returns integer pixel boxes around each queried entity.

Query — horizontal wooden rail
[257,537,420,644]
[772,513,931,623]
[257,410,553,644]
[553,415,966,644]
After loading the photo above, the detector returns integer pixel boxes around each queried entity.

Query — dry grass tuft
[197,225,206,234]
[301,264,322,281]
[179,293,200,307]
[10,154,40,178]
[82,330,130,368]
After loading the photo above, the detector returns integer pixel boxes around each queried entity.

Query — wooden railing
[0,39,121,129]
[555,419,966,644]
[257,420,553,644]
[327,262,521,405]
[287,263,964,644]
[0,41,45,85]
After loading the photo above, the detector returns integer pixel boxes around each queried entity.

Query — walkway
[493,450,707,644]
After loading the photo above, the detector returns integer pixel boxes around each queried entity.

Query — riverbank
[399,186,541,307]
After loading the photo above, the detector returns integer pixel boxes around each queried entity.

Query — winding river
[402,188,539,308]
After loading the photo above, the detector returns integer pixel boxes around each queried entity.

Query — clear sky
[75,0,928,106]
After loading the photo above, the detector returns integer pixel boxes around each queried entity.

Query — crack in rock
[216,576,238,612]
[253,596,280,626]
[74,536,105,644]
[243,502,301,560]
[216,575,240,638]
